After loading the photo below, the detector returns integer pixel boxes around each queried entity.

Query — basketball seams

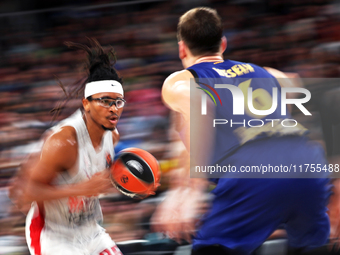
[119,152,155,184]
[110,148,160,198]
[109,177,140,199]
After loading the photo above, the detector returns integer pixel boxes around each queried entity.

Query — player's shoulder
[163,70,193,94]
[39,125,78,170]
[43,125,78,156]
[162,70,193,110]
[49,125,77,142]
[164,70,193,86]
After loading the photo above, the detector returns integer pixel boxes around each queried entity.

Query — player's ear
[178,40,187,60]
[83,98,90,112]
[220,36,227,54]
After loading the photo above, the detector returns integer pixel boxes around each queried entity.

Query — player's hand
[80,170,112,197]
[8,176,31,212]
[151,187,200,243]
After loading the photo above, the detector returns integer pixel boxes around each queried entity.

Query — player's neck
[194,55,223,64]
[83,114,105,150]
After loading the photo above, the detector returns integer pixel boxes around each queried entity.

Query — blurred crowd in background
[0,0,340,254]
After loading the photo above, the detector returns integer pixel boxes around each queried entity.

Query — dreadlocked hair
[65,37,122,84]
[51,37,122,121]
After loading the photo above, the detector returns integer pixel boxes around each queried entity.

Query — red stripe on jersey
[100,248,111,255]
[111,246,123,255]
[29,210,45,255]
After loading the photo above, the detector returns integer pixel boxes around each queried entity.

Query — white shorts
[25,203,123,255]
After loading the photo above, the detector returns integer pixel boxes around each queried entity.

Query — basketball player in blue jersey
[152,7,339,255]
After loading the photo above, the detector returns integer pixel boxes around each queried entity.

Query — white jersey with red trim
[25,109,122,255]
[32,109,115,231]
[26,202,122,255]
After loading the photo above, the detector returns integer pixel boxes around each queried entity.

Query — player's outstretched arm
[9,130,52,211]
[152,70,212,242]
[22,126,112,204]
[264,67,303,93]
[264,67,304,113]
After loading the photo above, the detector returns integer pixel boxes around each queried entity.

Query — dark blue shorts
[193,136,332,255]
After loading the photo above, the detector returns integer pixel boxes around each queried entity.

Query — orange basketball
[110,148,161,199]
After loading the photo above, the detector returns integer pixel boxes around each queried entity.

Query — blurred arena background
[0,0,340,254]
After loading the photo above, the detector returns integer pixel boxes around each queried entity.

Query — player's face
[85,92,124,131]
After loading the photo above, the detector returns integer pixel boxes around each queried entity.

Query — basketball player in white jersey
[12,39,124,255]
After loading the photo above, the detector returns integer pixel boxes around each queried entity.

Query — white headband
[84,80,124,98]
